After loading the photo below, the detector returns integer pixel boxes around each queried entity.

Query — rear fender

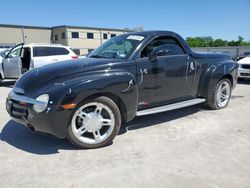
[198,62,237,99]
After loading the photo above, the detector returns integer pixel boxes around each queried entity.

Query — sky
[1,0,250,41]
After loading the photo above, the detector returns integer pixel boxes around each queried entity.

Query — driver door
[2,43,23,79]
[136,36,196,109]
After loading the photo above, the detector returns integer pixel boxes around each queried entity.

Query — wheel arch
[56,71,138,123]
[80,92,129,122]
[220,74,233,86]
[197,62,236,99]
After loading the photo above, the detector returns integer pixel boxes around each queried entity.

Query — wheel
[206,78,232,110]
[67,96,121,149]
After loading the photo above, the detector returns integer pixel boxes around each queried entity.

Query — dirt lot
[0,80,250,188]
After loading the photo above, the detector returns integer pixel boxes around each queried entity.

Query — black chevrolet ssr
[6,31,238,148]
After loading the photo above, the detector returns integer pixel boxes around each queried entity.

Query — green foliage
[186,36,250,47]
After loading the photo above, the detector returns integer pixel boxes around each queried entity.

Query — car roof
[23,43,69,48]
[126,30,176,37]
[126,30,192,55]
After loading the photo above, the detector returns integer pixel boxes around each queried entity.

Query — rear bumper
[6,91,72,138]
[238,68,250,78]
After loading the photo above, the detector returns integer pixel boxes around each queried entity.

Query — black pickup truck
[6,31,238,149]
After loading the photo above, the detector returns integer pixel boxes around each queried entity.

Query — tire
[206,78,232,110]
[67,96,121,149]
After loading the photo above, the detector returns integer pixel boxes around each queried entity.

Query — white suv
[0,43,78,80]
[237,56,250,80]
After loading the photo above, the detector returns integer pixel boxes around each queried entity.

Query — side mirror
[1,53,6,58]
[148,51,157,62]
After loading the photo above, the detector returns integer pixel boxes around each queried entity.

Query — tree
[186,36,250,47]
[213,39,227,47]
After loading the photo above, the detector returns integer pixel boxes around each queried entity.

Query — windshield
[88,34,146,59]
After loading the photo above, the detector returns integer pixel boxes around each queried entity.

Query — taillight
[71,56,78,59]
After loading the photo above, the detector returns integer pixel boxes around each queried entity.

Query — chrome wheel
[71,102,115,144]
[216,81,231,108]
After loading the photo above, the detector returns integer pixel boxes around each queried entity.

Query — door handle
[52,59,58,61]
[190,62,195,70]
[139,68,148,85]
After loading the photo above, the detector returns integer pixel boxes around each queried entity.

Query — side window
[141,37,185,58]
[71,32,79,39]
[72,49,80,55]
[8,47,22,58]
[103,33,108,39]
[52,47,70,55]
[33,47,51,57]
[62,32,65,39]
[160,44,185,56]
[87,33,94,39]
[111,34,116,38]
[33,47,69,57]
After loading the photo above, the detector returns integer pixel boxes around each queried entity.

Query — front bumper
[238,68,250,78]
[6,90,72,138]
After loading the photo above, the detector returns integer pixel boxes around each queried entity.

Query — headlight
[33,94,49,113]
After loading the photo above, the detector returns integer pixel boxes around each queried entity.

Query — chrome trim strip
[139,69,144,85]
[9,91,46,105]
[136,98,206,116]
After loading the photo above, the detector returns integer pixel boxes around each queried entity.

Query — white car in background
[0,43,78,81]
[0,49,10,63]
[237,56,250,80]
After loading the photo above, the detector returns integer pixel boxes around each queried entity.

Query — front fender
[198,61,237,99]
[58,70,138,121]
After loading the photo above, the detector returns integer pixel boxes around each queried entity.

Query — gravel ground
[0,79,250,188]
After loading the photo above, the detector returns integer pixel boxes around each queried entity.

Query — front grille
[242,64,250,69]
[240,73,250,76]
[9,100,28,119]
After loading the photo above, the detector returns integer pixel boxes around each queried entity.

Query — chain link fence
[192,46,250,58]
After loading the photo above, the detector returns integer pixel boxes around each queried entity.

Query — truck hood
[237,56,250,64]
[14,58,121,94]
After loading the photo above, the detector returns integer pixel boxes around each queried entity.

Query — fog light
[33,94,49,113]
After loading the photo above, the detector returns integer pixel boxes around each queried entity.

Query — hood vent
[13,87,25,95]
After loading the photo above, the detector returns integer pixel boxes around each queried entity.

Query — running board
[136,98,206,116]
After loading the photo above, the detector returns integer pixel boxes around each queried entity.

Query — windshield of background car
[8,47,22,58]
[88,34,146,59]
